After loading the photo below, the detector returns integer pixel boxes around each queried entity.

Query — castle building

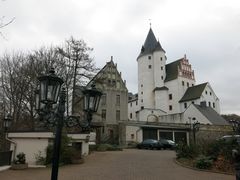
[75,57,128,144]
[127,27,227,144]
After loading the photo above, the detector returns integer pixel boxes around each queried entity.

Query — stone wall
[194,124,233,144]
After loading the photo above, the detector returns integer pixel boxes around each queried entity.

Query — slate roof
[194,104,229,125]
[138,28,165,58]
[164,59,182,82]
[179,83,208,102]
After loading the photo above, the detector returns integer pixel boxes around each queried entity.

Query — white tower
[137,28,167,111]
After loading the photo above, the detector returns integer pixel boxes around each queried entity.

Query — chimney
[200,101,207,107]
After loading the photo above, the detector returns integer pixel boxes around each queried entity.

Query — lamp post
[36,68,102,180]
[3,113,12,150]
[188,117,200,144]
[192,120,200,145]
[230,120,240,180]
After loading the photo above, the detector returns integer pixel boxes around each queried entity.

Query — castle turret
[137,28,167,110]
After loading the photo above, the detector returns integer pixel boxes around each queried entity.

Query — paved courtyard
[0,149,235,180]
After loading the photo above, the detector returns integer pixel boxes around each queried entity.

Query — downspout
[6,134,17,162]
[136,128,142,142]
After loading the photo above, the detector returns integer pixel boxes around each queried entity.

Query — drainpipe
[6,134,17,162]
[136,128,141,142]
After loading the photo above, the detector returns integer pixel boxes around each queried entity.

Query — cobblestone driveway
[0,149,234,180]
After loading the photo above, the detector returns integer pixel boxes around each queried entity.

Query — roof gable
[165,59,182,82]
[179,82,208,102]
[194,104,228,125]
[88,58,127,91]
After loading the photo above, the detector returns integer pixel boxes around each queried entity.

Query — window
[184,103,187,109]
[141,84,143,87]
[213,102,215,108]
[130,113,132,119]
[141,106,144,110]
[141,91,143,95]
[208,102,211,107]
[161,66,163,70]
[131,134,134,140]
[116,81,120,88]
[192,101,194,104]
[141,99,143,103]
[192,84,194,87]
[148,65,152,69]
[101,94,106,105]
[136,101,138,105]
[160,57,163,61]
[148,56,151,60]
[182,81,184,86]
[210,92,212,96]
[130,102,132,107]
[169,94,172,100]
[161,76,163,80]
[116,95,120,106]
[116,110,120,121]
[102,109,106,120]
[169,105,172,111]
[187,82,189,87]
[205,91,208,95]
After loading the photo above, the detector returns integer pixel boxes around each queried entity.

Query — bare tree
[56,36,98,114]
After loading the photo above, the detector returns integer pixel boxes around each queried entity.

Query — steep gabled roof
[179,82,208,102]
[165,59,182,82]
[138,28,165,58]
[194,104,228,125]
[87,58,127,91]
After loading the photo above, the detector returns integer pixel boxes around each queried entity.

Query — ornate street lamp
[82,84,102,128]
[3,113,12,151]
[192,121,200,144]
[38,68,64,105]
[3,114,12,132]
[230,120,240,180]
[36,68,102,180]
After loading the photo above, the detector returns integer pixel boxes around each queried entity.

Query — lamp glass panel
[89,96,94,110]
[40,80,47,102]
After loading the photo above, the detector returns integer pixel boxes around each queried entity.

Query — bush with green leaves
[14,152,26,164]
[206,138,240,161]
[195,155,213,169]
[95,144,122,151]
[175,142,199,159]
[46,132,75,165]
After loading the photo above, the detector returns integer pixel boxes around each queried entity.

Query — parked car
[137,139,163,150]
[219,135,240,145]
[159,139,176,149]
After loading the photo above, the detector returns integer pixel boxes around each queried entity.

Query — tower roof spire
[138,27,165,58]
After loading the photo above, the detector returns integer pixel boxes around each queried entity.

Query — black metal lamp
[3,114,12,132]
[82,84,102,113]
[38,68,64,105]
[230,120,240,134]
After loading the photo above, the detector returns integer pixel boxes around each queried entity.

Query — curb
[174,158,234,176]
[0,166,11,172]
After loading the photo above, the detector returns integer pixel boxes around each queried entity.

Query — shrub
[195,155,213,169]
[46,132,75,165]
[175,142,199,159]
[95,144,122,151]
[35,151,46,165]
[14,152,26,164]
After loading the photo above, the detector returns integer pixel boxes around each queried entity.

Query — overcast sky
[0,0,240,115]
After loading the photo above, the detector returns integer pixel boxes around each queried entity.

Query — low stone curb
[174,158,234,176]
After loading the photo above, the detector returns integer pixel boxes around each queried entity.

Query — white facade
[128,28,221,125]
[8,132,94,165]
